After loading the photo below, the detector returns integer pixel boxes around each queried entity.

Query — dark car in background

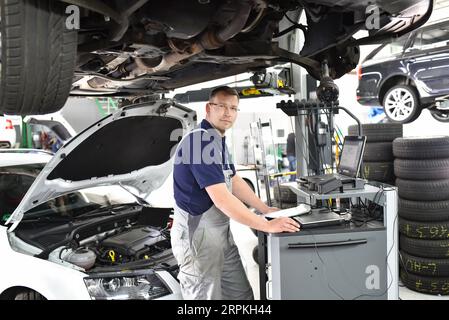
[357,19,449,123]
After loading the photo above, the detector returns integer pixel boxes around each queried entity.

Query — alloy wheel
[384,87,416,122]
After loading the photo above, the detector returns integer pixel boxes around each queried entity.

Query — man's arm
[231,174,273,213]
[205,183,299,233]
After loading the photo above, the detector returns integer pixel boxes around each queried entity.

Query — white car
[0,117,17,149]
[0,100,197,300]
[23,113,77,151]
[235,164,260,197]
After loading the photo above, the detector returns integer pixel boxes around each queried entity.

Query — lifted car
[357,19,449,123]
[0,0,432,115]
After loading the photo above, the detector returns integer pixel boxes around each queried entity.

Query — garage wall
[61,98,103,133]
[181,96,293,165]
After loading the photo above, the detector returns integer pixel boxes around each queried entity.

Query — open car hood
[6,99,196,230]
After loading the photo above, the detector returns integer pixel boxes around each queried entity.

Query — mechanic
[171,86,300,300]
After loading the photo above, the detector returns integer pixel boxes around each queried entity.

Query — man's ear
[205,103,210,115]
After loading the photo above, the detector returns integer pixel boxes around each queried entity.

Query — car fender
[378,71,419,101]
[0,226,90,300]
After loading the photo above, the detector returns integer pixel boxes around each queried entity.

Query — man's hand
[266,217,300,233]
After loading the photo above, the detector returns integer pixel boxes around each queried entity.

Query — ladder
[249,119,278,207]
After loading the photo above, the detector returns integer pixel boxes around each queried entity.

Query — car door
[405,21,449,97]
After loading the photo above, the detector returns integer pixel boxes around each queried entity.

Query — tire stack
[272,185,297,209]
[393,136,449,295]
[348,123,403,184]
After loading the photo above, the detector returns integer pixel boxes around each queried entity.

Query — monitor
[338,136,366,178]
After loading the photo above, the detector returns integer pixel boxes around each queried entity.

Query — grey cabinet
[261,183,398,300]
[267,227,388,300]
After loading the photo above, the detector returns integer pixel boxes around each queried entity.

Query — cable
[289,117,309,168]
[351,187,398,300]
[303,229,346,300]
[273,13,307,38]
[294,110,320,171]
[302,111,321,172]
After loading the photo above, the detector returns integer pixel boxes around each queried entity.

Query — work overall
[171,129,254,300]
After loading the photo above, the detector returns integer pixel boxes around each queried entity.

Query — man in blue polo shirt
[171,86,300,300]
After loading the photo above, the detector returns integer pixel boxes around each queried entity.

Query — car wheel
[400,269,449,295]
[252,246,259,265]
[243,179,255,208]
[382,85,421,124]
[0,0,78,115]
[430,109,449,122]
[14,290,46,300]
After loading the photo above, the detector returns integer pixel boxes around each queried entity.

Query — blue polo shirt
[173,119,236,216]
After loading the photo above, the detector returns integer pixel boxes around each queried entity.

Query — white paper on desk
[262,204,311,219]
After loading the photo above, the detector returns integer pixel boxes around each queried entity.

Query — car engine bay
[12,205,178,275]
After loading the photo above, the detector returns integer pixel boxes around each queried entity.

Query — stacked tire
[272,185,297,209]
[393,136,449,295]
[348,123,403,184]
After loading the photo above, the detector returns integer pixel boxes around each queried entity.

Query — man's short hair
[209,86,240,102]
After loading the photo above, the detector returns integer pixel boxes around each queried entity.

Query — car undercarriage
[0,0,432,115]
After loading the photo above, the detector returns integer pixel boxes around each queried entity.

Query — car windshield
[0,164,44,224]
[0,162,139,224]
[23,185,139,221]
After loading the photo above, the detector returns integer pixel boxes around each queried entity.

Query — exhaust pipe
[88,1,253,89]
[134,1,252,74]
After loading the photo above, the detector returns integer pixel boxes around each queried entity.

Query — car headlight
[84,271,171,300]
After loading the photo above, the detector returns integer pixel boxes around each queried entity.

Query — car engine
[58,226,172,271]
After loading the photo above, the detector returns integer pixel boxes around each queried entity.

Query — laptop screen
[338,136,366,177]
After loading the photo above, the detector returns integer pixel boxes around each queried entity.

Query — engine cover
[101,227,165,257]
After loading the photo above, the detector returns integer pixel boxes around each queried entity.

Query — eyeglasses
[209,102,240,113]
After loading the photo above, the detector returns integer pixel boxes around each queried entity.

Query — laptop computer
[292,209,347,229]
[335,135,367,179]
[298,136,366,192]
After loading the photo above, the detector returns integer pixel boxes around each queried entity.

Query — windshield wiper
[20,216,73,223]
[73,203,138,219]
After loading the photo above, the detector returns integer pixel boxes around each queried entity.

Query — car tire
[0,0,78,115]
[363,142,394,162]
[14,290,46,300]
[400,235,449,258]
[394,158,449,180]
[399,198,449,222]
[348,123,403,142]
[401,251,449,277]
[393,137,449,160]
[430,109,449,123]
[252,245,259,265]
[243,178,255,208]
[400,269,449,295]
[362,161,395,182]
[382,85,421,124]
[399,218,449,240]
[273,185,297,204]
[396,178,449,201]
